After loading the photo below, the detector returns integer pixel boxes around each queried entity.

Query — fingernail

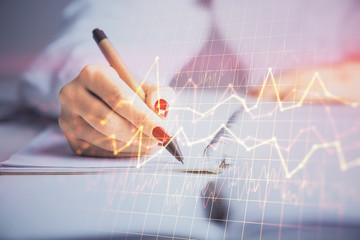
[154,99,169,118]
[152,126,170,143]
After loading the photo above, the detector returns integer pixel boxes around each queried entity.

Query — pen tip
[174,151,184,164]
[177,156,184,164]
[164,138,184,164]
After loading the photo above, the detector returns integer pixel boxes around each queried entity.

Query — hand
[252,60,360,105]
[59,64,175,157]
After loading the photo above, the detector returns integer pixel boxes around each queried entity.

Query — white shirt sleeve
[21,0,211,118]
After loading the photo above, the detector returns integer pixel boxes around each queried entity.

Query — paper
[1,125,222,173]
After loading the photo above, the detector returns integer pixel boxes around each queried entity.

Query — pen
[92,28,184,164]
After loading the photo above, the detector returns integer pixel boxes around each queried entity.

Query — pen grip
[98,39,146,101]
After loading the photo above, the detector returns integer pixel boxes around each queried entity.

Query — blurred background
[0,0,70,107]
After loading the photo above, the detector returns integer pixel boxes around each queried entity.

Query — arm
[21,0,212,157]
[21,0,212,118]
[211,0,360,102]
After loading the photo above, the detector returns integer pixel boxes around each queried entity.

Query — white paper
[1,125,222,173]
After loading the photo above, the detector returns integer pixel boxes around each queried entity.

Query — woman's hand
[252,60,360,105]
[59,64,175,157]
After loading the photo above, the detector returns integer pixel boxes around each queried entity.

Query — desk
[1,89,360,240]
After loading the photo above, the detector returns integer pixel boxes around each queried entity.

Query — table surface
[1,89,360,240]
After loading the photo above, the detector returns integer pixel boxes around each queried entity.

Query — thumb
[142,83,176,119]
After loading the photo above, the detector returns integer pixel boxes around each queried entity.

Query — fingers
[143,83,175,118]
[59,109,155,156]
[260,69,335,103]
[249,74,296,101]
[250,62,360,104]
[60,83,156,145]
[76,64,167,140]
[250,70,323,102]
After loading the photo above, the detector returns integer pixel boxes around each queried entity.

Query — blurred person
[14,0,360,157]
